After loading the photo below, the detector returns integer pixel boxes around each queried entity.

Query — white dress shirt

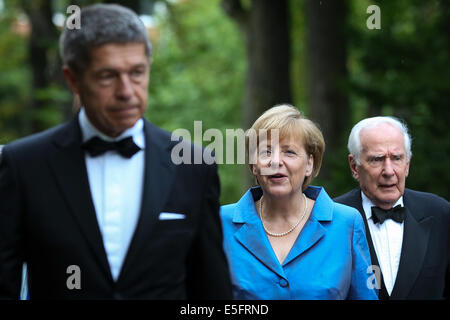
[79,108,145,281]
[361,191,404,295]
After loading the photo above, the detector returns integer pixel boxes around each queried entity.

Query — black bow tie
[371,205,406,224]
[82,136,141,158]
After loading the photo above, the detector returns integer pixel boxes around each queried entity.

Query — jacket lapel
[344,189,380,264]
[118,120,177,279]
[48,117,113,282]
[282,219,326,267]
[233,188,287,280]
[346,188,389,299]
[232,187,330,278]
[390,191,433,299]
[282,187,329,266]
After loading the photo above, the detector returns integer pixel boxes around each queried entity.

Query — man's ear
[405,160,410,178]
[62,66,80,95]
[349,154,359,180]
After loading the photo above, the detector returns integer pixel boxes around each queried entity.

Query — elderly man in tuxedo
[0,4,231,299]
[335,116,449,300]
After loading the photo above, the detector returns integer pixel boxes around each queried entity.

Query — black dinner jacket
[0,115,232,299]
[335,187,450,300]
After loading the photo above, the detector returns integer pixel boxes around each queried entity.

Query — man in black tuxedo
[0,4,232,299]
[335,116,449,300]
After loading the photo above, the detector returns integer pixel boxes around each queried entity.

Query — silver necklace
[259,193,308,237]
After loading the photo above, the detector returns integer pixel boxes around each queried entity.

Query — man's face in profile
[65,42,150,137]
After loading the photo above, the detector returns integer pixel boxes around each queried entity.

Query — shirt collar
[361,191,404,221]
[79,107,145,149]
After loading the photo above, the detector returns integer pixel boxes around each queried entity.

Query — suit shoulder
[146,121,173,141]
[2,123,66,159]
[334,188,360,205]
[150,120,200,150]
[146,120,210,166]
[168,133,215,167]
[405,188,450,214]
[405,188,448,203]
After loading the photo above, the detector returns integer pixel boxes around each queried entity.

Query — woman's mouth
[268,174,287,182]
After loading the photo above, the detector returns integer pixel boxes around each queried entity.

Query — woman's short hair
[245,104,325,190]
[348,116,412,165]
[59,4,152,74]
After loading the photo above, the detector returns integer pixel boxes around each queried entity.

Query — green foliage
[290,0,308,112]
[33,85,71,126]
[0,0,72,141]
[0,0,30,143]
[344,0,450,199]
[147,0,247,204]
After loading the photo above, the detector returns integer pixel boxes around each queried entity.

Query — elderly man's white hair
[348,116,412,165]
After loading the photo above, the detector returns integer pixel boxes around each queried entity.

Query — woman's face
[252,135,314,199]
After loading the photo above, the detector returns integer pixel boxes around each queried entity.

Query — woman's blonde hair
[245,104,325,190]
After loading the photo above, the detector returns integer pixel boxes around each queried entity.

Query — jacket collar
[232,186,333,223]
[390,189,433,299]
[231,186,332,278]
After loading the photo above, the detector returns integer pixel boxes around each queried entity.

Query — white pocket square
[158,212,186,220]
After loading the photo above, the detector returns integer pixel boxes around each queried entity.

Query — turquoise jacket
[220,186,378,300]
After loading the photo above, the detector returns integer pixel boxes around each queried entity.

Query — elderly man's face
[349,123,410,210]
[64,42,150,137]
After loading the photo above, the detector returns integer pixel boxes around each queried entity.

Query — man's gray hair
[348,116,412,165]
[59,4,152,73]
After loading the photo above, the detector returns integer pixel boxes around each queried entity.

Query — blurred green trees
[344,0,450,199]
[147,0,247,203]
[0,0,31,144]
[0,0,448,202]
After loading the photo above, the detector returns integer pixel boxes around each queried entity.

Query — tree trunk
[21,0,60,133]
[222,0,292,129]
[222,0,292,188]
[306,0,349,179]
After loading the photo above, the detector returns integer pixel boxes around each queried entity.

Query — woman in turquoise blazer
[220,105,377,300]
